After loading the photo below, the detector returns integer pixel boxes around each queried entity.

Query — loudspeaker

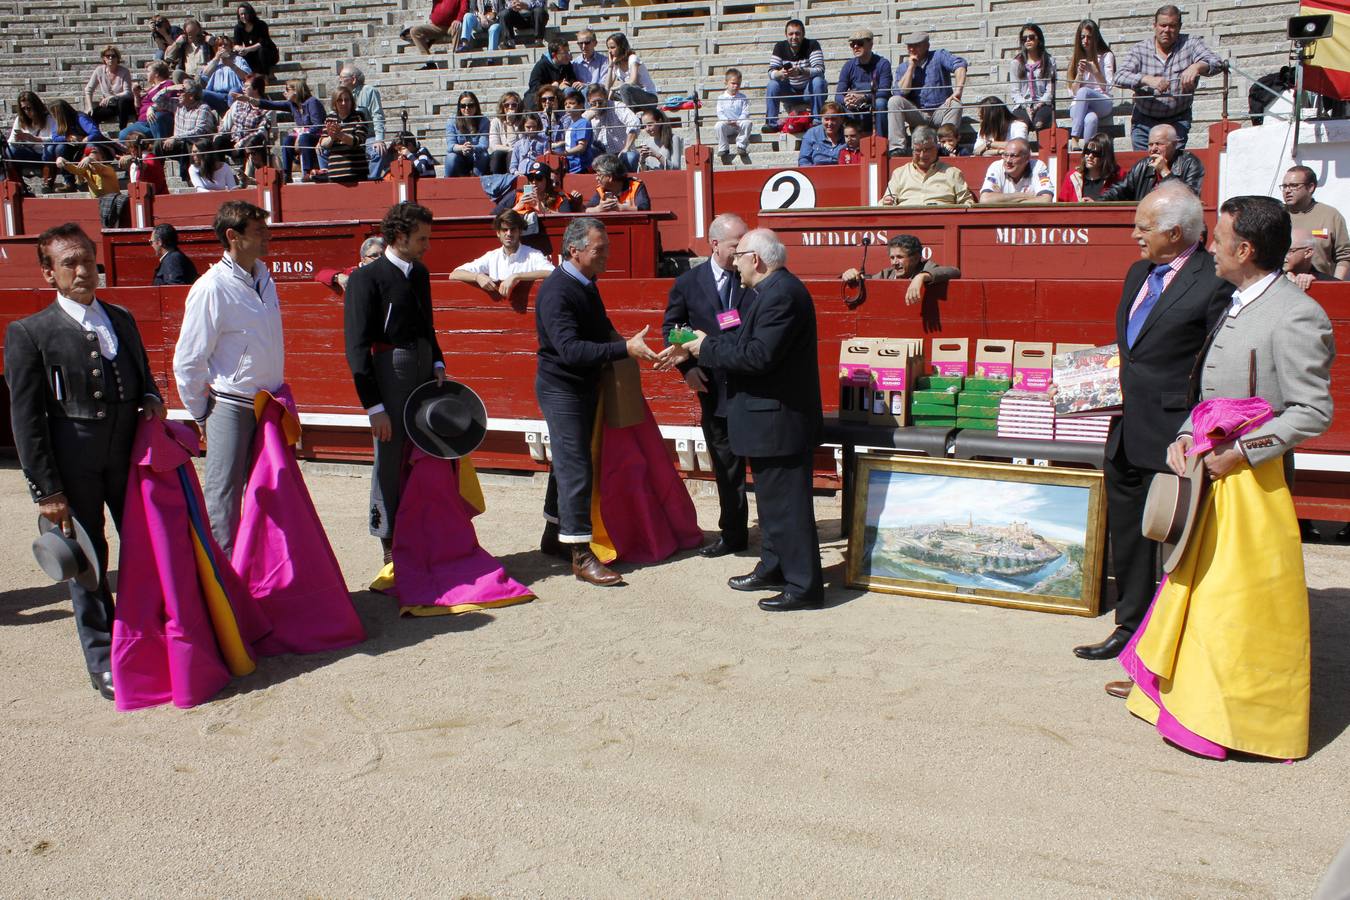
[1288,14,1334,42]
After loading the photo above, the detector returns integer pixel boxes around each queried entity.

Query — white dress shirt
[173,253,284,420]
[57,293,118,358]
[1230,270,1282,317]
[457,244,555,280]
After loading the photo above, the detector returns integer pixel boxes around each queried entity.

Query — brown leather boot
[539,522,569,560]
[571,545,622,586]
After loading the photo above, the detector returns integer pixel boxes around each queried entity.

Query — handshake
[623,324,706,369]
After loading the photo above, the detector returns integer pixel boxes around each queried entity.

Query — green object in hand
[668,326,696,345]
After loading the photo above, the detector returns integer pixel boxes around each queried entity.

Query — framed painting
[846,454,1106,616]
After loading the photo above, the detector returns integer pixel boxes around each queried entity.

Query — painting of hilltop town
[846,455,1105,616]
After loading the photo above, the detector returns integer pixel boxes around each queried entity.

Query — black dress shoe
[1073,627,1133,660]
[89,671,114,701]
[758,592,824,612]
[728,570,785,592]
[698,537,747,558]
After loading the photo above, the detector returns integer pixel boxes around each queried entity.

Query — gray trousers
[203,398,258,558]
[369,340,434,539]
[886,96,963,150]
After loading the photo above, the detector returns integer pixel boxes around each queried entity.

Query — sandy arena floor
[1,461,1348,897]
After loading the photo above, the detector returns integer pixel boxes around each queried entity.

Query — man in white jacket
[173,200,283,554]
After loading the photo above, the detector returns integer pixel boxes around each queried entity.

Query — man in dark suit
[682,228,825,611]
[150,223,199,286]
[1075,183,1232,660]
[535,216,661,586]
[344,202,447,564]
[661,212,750,558]
[5,223,166,700]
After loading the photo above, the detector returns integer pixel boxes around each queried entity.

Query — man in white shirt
[978,138,1054,204]
[173,201,283,555]
[450,209,555,299]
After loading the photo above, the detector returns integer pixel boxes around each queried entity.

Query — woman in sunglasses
[1067,19,1115,150]
[1059,132,1121,202]
[83,45,135,131]
[444,91,489,176]
[1009,23,1056,136]
[488,90,524,174]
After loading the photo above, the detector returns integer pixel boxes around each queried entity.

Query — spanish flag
[1302,0,1350,99]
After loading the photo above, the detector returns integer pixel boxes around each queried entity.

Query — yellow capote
[1127,456,1311,760]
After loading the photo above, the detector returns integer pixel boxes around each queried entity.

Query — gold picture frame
[846,454,1106,616]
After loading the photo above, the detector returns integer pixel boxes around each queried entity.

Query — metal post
[1293,47,1305,154]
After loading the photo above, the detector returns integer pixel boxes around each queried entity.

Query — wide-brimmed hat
[1142,453,1209,573]
[32,515,100,590]
[403,379,488,460]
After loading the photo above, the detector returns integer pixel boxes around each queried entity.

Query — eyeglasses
[848,40,867,47]
[578,38,595,45]
[502,103,520,109]
[1280,182,1311,190]
[459,102,477,108]
[1021,34,1037,41]
[731,250,757,259]
[1082,149,1102,157]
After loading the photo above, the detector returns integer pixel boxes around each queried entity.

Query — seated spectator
[450,209,555,298]
[584,84,639,172]
[841,234,961,305]
[201,35,252,113]
[188,137,239,191]
[1067,19,1115,149]
[972,96,1027,156]
[493,160,582,215]
[233,3,280,76]
[880,125,973,206]
[319,86,369,183]
[636,108,683,171]
[509,112,548,175]
[389,133,437,178]
[936,122,966,156]
[798,101,846,167]
[458,0,504,52]
[571,29,609,87]
[403,0,467,65]
[119,61,178,142]
[221,74,271,184]
[47,100,107,191]
[1283,165,1350,278]
[115,132,168,196]
[164,18,212,79]
[1112,5,1221,149]
[530,40,577,92]
[259,78,326,183]
[764,19,827,132]
[556,88,594,173]
[585,153,650,212]
[149,15,184,61]
[6,91,56,190]
[838,122,864,164]
[151,223,199,286]
[338,64,389,180]
[1059,133,1122,201]
[1099,123,1202,201]
[716,68,751,165]
[604,33,658,110]
[163,82,219,180]
[488,90,525,174]
[503,0,548,47]
[84,45,135,131]
[836,29,892,136]
[317,235,384,292]
[443,90,489,177]
[979,138,1053,203]
[528,85,564,145]
[1285,228,1341,290]
[1009,24,1056,134]
[887,30,966,155]
[55,143,119,196]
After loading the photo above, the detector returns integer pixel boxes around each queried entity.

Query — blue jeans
[1131,112,1191,150]
[282,128,321,178]
[764,75,828,128]
[366,136,393,180]
[460,13,505,49]
[444,146,487,177]
[537,382,599,542]
[119,117,172,142]
[1070,87,1114,139]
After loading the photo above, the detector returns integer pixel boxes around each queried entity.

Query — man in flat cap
[887,31,968,156]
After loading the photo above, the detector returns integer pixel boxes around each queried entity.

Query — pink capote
[231,386,367,654]
[595,403,703,563]
[388,449,533,613]
[112,419,272,711]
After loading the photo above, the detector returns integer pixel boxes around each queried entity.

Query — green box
[911,389,958,406]
[956,404,999,419]
[912,415,956,427]
[964,377,1012,393]
[955,392,1003,409]
[918,375,964,391]
[912,402,959,418]
[956,417,999,430]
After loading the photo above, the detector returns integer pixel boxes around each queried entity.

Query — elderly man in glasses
[978,138,1053,204]
[1099,123,1203,202]
[1282,164,1350,280]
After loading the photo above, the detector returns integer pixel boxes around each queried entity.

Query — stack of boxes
[837,337,924,427]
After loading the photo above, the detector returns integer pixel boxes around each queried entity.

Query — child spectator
[509,112,549,175]
[838,122,863,164]
[636,108,683,170]
[716,68,751,165]
[47,100,107,191]
[116,132,169,196]
[55,143,119,196]
[83,46,135,131]
[557,88,593,173]
[319,86,369,182]
[390,133,437,178]
[936,122,967,156]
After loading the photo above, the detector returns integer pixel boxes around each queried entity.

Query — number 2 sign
[760,171,817,210]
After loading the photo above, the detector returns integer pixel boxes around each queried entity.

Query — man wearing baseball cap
[834,28,892,137]
[887,30,968,157]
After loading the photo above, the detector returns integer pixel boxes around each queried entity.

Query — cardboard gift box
[929,338,970,377]
[974,339,1013,379]
[838,338,879,423]
[1012,342,1054,392]
[868,339,924,427]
